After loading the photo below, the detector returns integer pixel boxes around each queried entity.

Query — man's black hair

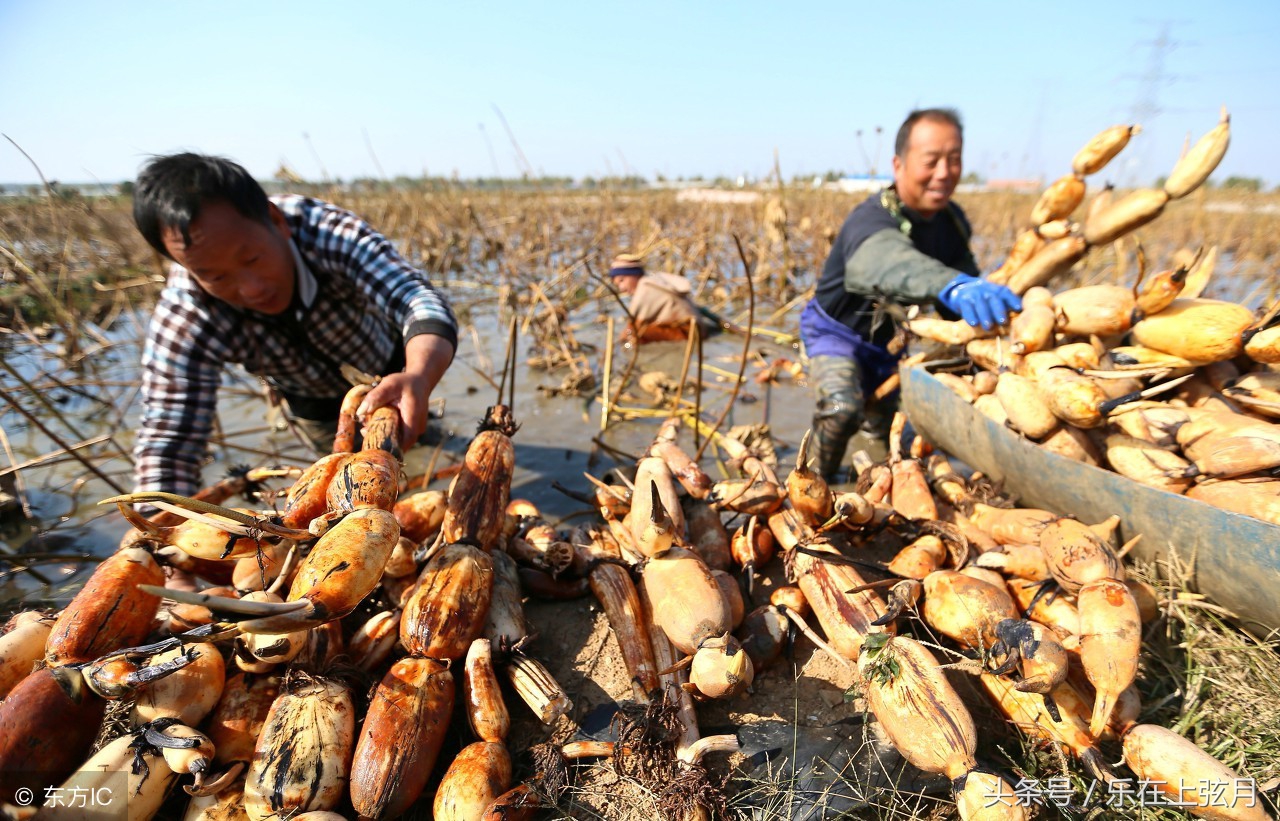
[133,153,272,259]
[894,108,963,159]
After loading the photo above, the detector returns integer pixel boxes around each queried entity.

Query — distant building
[824,174,894,194]
[981,178,1041,193]
[675,188,761,205]
[0,181,123,198]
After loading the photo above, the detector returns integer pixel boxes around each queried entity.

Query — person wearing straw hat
[129,152,458,501]
[609,253,719,343]
[800,108,1021,481]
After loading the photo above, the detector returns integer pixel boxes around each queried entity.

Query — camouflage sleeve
[843,228,966,304]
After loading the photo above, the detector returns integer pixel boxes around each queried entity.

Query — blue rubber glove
[937,274,1022,330]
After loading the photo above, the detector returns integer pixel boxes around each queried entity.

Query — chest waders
[809,189,970,481]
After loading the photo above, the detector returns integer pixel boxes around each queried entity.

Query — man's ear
[268,202,291,238]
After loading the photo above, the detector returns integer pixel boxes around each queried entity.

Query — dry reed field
[1,180,1278,821]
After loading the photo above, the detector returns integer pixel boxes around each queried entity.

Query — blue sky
[2,1,1278,187]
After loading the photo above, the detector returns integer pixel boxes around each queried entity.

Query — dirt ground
[499,527,963,821]
[389,333,926,821]
[511,584,867,820]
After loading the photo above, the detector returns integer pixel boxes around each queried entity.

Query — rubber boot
[812,405,862,485]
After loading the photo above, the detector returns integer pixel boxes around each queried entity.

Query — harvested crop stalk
[0,666,107,803]
[44,546,165,667]
[206,672,280,774]
[464,638,511,742]
[978,672,1114,783]
[921,570,1020,652]
[401,541,494,660]
[433,741,513,821]
[243,675,355,821]
[486,549,529,653]
[857,634,977,780]
[442,404,518,550]
[280,452,352,531]
[987,228,1046,285]
[1121,723,1269,821]
[682,494,732,571]
[39,725,178,820]
[350,656,455,821]
[1082,188,1169,247]
[1077,577,1142,736]
[1163,107,1231,199]
[150,720,217,795]
[1007,235,1088,294]
[1029,174,1086,225]
[995,370,1057,440]
[970,504,1056,545]
[131,641,226,726]
[792,541,891,660]
[785,430,834,525]
[1133,258,1190,321]
[1131,298,1257,363]
[1053,284,1136,337]
[1037,518,1138,737]
[640,582,701,760]
[393,489,448,544]
[976,544,1050,581]
[730,515,775,591]
[505,652,572,724]
[584,537,660,700]
[1072,124,1141,176]
[347,609,403,671]
[650,416,713,499]
[0,611,54,699]
[625,457,686,546]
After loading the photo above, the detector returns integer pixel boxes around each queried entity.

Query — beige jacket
[628,271,701,328]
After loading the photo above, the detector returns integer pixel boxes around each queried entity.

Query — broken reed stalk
[694,329,704,452]
[0,358,130,465]
[0,383,126,495]
[583,259,644,427]
[694,233,756,463]
[601,316,614,432]
[527,279,587,379]
[0,422,55,584]
[0,434,115,479]
[671,316,699,419]
[504,315,519,408]
[771,149,793,301]
[0,421,33,524]
[0,245,86,351]
[415,434,450,492]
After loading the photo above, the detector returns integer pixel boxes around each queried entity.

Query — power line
[1122,21,1185,186]
[478,123,501,178]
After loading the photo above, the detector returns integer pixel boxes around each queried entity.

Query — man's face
[160,200,296,315]
[892,118,963,217]
[613,274,641,295]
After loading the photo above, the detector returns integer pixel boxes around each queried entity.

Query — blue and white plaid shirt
[134,195,458,496]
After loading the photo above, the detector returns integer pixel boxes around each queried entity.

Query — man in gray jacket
[800,108,1020,480]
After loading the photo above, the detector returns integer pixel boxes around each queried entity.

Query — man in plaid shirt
[131,153,458,498]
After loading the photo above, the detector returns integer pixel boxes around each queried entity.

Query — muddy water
[6,257,1260,609]
[0,297,825,609]
[390,301,821,535]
